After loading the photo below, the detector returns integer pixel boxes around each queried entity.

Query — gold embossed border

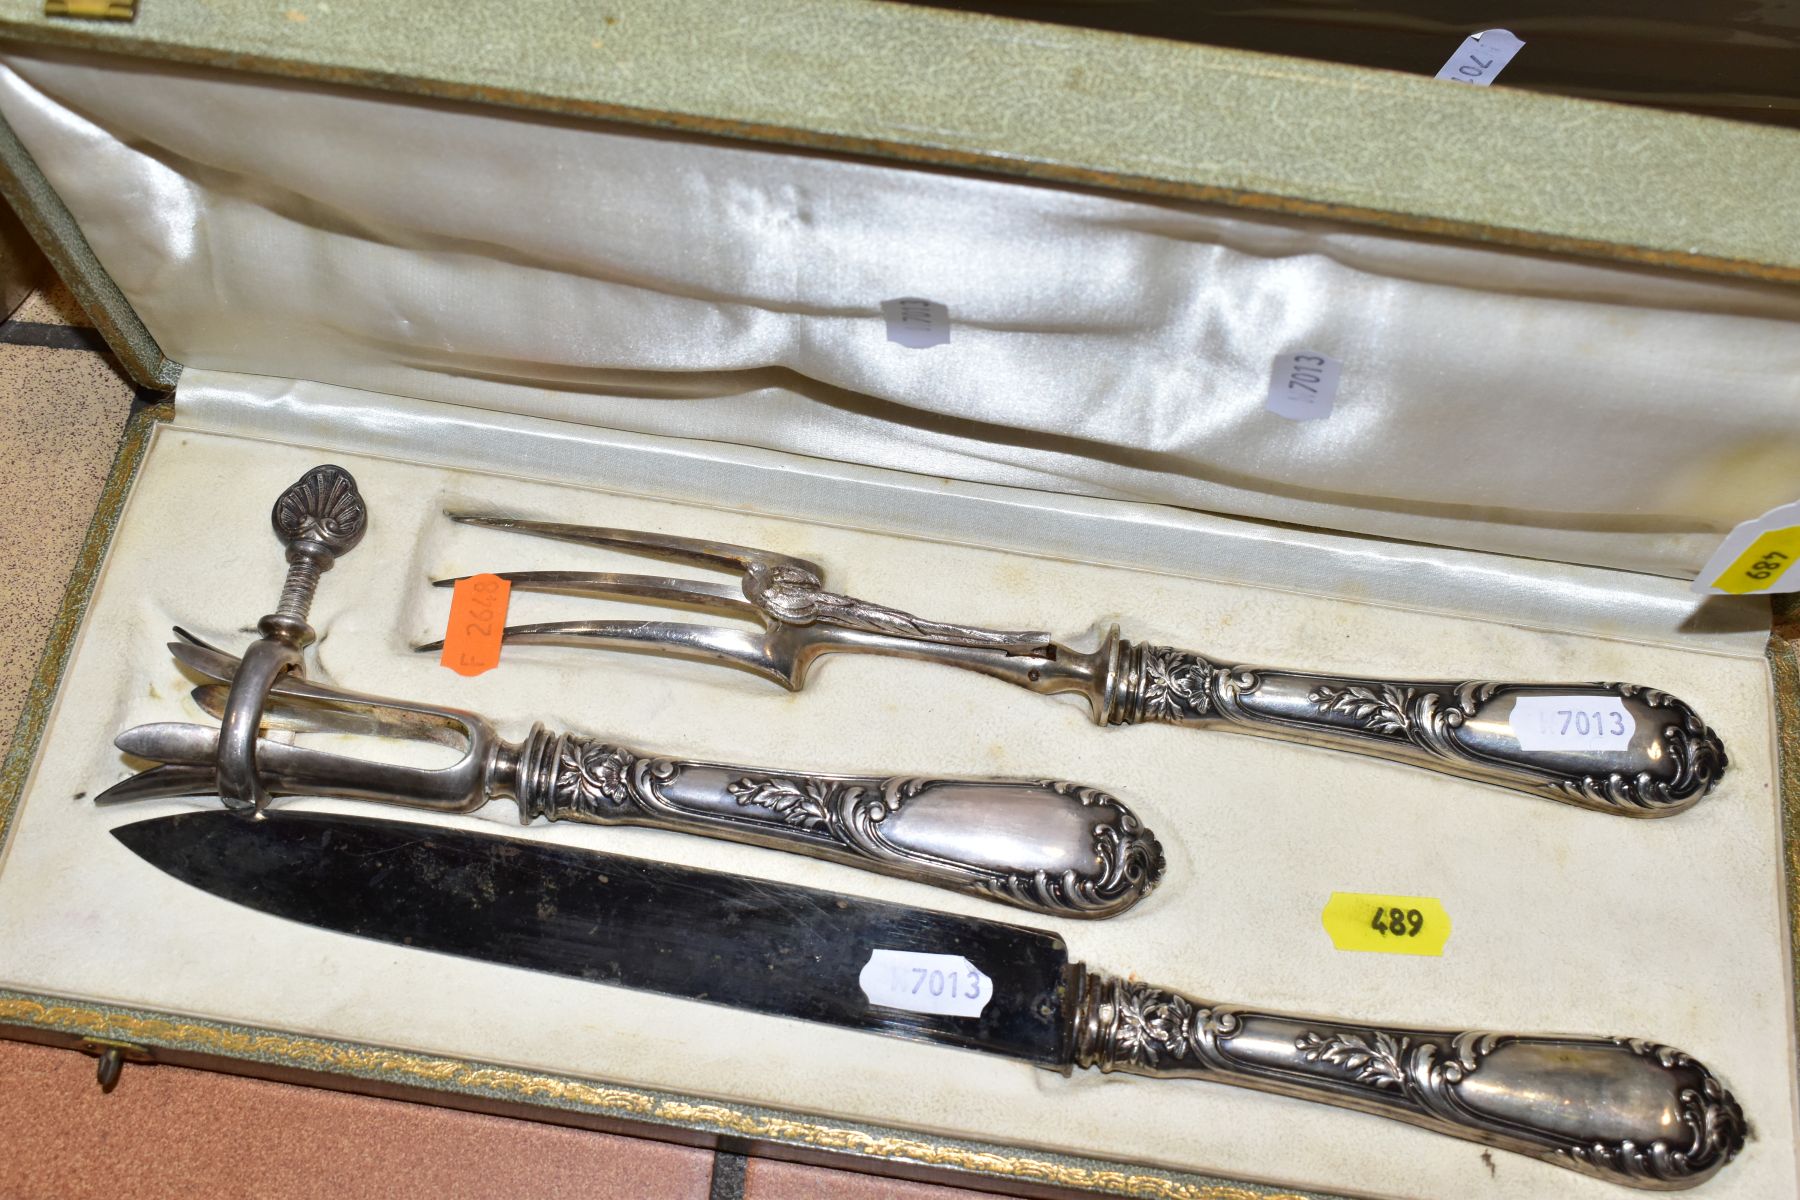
[0,990,1318,1200]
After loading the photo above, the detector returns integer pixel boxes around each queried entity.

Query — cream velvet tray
[0,406,1792,1200]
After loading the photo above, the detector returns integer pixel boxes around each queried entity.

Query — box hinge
[79,1037,154,1092]
[45,0,137,20]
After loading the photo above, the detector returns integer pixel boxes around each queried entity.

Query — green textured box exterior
[5,0,1799,274]
[0,6,1795,1196]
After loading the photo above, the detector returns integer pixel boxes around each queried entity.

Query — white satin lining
[0,45,1796,577]
[173,368,1773,658]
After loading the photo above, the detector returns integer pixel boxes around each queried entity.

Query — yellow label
[1711,527,1800,595]
[1321,893,1451,956]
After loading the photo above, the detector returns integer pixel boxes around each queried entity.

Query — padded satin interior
[1,45,1797,578]
[0,426,1791,1200]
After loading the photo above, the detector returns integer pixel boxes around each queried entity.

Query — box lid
[2,0,1796,286]
[0,0,1794,582]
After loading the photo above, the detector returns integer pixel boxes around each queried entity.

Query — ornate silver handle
[507,728,1164,918]
[1071,970,1744,1189]
[1102,641,1727,815]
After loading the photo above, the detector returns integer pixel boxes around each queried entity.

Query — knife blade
[111,811,1743,1188]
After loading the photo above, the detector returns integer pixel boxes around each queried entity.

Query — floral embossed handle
[506,727,1163,918]
[1071,970,1745,1189]
[1104,640,1726,815]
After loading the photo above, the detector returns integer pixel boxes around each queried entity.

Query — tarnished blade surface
[111,811,1071,1066]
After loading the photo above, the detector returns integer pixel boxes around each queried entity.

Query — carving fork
[421,513,1728,815]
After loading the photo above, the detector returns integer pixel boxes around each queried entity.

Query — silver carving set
[428,514,1728,815]
[96,467,1748,1189]
[98,468,1163,919]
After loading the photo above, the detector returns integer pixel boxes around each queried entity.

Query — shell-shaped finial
[271,464,366,556]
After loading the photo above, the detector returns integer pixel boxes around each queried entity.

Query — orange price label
[440,573,511,677]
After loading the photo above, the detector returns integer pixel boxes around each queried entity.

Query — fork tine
[94,763,219,806]
[446,513,822,577]
[418,618,795,689]
[431,570,761,621]
[168,638,242,686]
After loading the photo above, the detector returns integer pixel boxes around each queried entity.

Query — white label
[1691,499,1800,596]
[1434,29,1524,86]
[1266,350,1341,421]
[882,297,950,349]
[859,949,992,1018]
[1509,695,1636,752]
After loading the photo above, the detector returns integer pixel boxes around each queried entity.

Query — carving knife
[112,810,1742,1189]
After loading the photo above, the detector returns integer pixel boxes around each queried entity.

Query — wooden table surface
[0,279,1007,1200]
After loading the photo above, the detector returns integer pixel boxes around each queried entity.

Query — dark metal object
[98,633,1163,918]
[114,810,1746,1190]
[426,514,1727,815]
[80,1037,148,1092]
[94,1046,123,1092]
[114,810,1067,1064]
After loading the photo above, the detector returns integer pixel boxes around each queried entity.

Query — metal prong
[171,626,227,653]
[168,639,244,686]
[106,721,491,813]
[189,684,471,749]
[445,513,822,578]
[431,570,762,620]
[94,763,220,806]
[116,722,227,767]
[485,620,795,688]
